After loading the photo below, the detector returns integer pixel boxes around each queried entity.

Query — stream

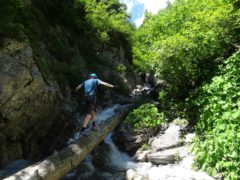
[63,103,214,180]
[63,104,153,180]
[1,102,214,180]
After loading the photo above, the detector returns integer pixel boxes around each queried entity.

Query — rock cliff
[0,39,75,167]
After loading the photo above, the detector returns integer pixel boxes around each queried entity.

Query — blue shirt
[81,79,101,96]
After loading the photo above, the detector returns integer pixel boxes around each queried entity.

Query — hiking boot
[80,130,90,136]
[92,125,99,131]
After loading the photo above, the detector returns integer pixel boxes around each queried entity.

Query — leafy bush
[126,103,166,130]
[158,90,167,103]
[191,52,240,180]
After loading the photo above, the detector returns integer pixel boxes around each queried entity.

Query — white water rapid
[104,133,152,173]
[63,104,153,180]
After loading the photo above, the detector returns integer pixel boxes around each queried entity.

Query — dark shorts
[84,95,97,114]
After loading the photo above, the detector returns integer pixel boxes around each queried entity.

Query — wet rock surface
[112,122,159,154]
[62,107,213,180]
[92,143,111,168]
[149,124,181,151]
[126,121,214,180]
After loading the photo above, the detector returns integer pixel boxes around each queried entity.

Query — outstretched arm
[100,81,114,88]
[75,84,82,92]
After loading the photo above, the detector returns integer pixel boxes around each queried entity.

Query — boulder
[76,162,94,179]
[112,123,159,154]
[150,124,181,151]
[147,153,176,165]
[147,146,189,165]
[92,142,111,168]
[134,149,151,162]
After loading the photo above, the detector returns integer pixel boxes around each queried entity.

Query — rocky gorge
[1,0,236,179]
[0,35,139,170]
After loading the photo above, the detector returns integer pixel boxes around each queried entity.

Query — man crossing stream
[75,73,115,134]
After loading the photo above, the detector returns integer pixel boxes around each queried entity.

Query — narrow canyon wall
[0,39,75,167]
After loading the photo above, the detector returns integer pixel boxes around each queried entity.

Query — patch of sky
[131,3,145,23]
[120,0,175,27]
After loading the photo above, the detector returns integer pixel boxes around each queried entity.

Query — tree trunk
[4,105,133,180]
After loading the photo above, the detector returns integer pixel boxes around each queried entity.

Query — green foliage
[175,151,182,163]
[141,143,150,150]
[78,0,134,46]
[131,1,240,178]
[126,103,166,130]
[0,0,27,41]
[158,90,167,103]
[116,64,127,75]
[0,0,134,93]
[191,52,240,179]
[173,118,188,127]
[133,0,240,99]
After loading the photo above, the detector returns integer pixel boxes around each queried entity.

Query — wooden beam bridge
[4,105,133,180]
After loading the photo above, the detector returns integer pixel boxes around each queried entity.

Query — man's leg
[91,111,98,130]
[81,114,92,132]
[81,95,92,133]
[84,95,98,131]
[91,111,96,125]
[89,96,98,130]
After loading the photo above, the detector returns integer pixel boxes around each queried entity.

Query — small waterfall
[104,133,133,170]
[104,133,152,174]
